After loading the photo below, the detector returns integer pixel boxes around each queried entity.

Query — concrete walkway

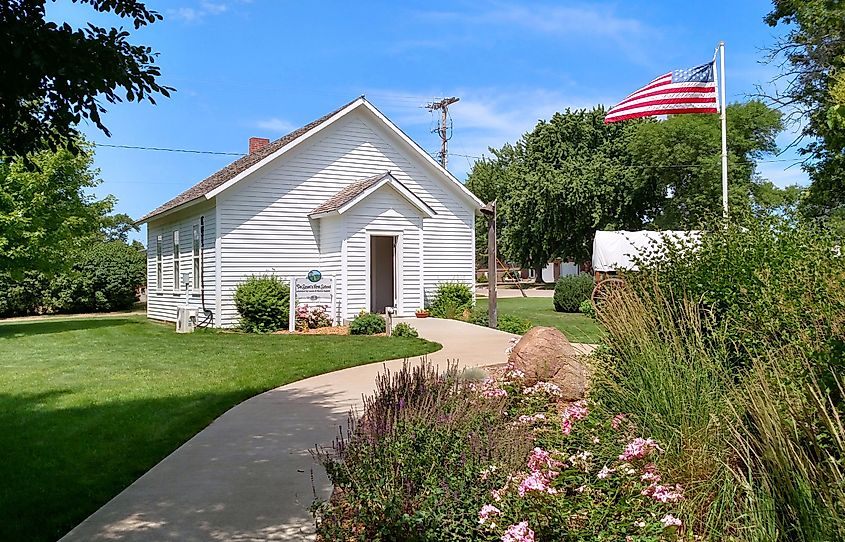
[61,318,528,541]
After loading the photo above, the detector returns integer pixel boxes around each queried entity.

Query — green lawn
[476,297,604,343]
[0,316,440,542]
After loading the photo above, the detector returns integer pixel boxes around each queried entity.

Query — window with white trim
[172,230,180,290]
[192,225,201,290]
[156,235,162,290]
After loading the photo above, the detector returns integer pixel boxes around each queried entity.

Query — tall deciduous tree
[0,0,172,158]
[763,0,845,227]
[629,101,787,228]
[0,143,114,274]
[467,107,657,276]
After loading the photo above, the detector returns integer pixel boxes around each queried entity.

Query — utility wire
[94,143,244,156]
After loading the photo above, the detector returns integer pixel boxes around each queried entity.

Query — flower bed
[313,361,685,541]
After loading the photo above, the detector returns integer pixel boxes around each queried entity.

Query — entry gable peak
[309,171,435,219]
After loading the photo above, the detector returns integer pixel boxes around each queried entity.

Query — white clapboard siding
[146,200,217,325]
[156,107,478,328]
[318,215,344,322]
[343,185,424,319]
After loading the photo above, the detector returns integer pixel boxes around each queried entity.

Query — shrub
[294,304,332,330]
[314,361,684,541]
[553,273,594,312]
[579,299,596,319]
[349,311,385,335]
[476,272,488,283]
[428,282,474,318]
[391,321,418,338]
[233,275,290,332]
[497,313,532,334]
[0,241,145,316]
[56,241,147,312]
[468,306,489,326]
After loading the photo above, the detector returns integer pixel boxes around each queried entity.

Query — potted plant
[415,308,430,318]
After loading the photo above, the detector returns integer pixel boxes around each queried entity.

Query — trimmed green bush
[497,313,532,334]
[391,322,418,338]
[553,273,595,312]
[579,299,596,319]
[467,307,532,334]
[234,275,290,332]
[428,282,474,318]
[349,311,386,335]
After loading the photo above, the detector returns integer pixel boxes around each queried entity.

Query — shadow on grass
[0,317,138,339]
[0,384,349,542]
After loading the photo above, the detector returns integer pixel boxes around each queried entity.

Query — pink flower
[523,381,562,396]
[502,521,535,542]
[482,387,508,398]
[478,504,502,524]
[611,413,626,430]
[619,437,662,461]
[560,400,588,435]
[660,514,682,528]
[597,465,615,479]
[527,447,562,474]
[517,470,557,496]
[641,464,661,483]
[642,483,684,503]
[517,413,546,424]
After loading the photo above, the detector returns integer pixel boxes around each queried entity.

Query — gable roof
[138,97,482,223]
[310,171,435,219]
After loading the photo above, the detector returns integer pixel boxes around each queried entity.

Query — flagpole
[719,41,728,218]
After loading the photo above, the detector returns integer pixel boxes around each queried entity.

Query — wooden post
[480,201,497,329]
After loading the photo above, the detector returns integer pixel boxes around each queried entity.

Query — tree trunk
[534,264,545,284]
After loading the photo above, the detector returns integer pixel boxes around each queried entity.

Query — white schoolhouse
[138,97,482,327]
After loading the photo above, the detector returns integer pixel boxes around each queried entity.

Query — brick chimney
[249,137,270,154]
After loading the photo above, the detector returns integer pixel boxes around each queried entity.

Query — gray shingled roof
[310,172,392,216]
[139,97,363,222]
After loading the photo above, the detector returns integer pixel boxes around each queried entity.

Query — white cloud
[411,3,659,68]
[168,1,230,23]
[374,87,609,179]
[254,117,295,134]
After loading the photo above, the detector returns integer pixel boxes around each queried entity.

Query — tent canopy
[592,230,699,272]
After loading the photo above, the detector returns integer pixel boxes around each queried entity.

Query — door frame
[365,230,403,315]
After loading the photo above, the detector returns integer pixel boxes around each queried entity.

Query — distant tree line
[466,101,794,277]
[0,141,146,317]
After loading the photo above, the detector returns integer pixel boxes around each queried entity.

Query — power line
[94,143,244,156]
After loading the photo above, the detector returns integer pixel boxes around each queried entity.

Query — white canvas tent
[592,230,700,272]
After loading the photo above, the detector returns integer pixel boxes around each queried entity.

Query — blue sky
[47,1,803,243]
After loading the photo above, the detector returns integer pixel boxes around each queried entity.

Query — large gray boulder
[508,326,587,401]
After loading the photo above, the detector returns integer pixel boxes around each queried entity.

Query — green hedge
[0,241,145,317]
[553,274,595,312]
[428,282,474,318]
[233,275,290,332]
[350,312,386,335]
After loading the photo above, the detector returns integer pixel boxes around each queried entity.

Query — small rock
[508,326,587,401]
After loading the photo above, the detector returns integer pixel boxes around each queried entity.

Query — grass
[0,315,440,542]
[475,297,603,343]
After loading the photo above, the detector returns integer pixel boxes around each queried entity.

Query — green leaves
[0,144,112,275]
[0,0,173,158]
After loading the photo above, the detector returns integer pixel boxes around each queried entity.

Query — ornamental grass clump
[594,215,845,540]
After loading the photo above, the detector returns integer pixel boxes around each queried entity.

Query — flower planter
[415,311,430,318]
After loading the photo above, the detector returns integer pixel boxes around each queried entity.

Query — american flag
[604,62,718,123]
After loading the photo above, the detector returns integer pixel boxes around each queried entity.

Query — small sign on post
[289,270,335,332]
